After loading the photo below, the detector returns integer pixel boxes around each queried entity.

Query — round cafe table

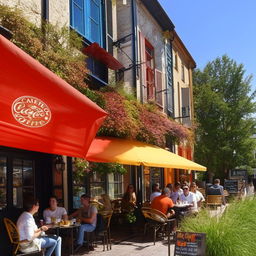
[48,223,81,256]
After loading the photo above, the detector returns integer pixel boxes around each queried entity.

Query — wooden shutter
[139,32,147,103]
[71,0,85,36]
[88,0,102,44]
[155,69,163,107]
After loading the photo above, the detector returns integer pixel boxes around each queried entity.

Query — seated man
[207,179,224,195]
[190,182,205,209]
[170,182,183,204]
[17,196,61,256]
[43,196,68,224]
[179,185,198,214]
[151,187,175,218]
[150,183,161,202]
[69,194,97,252]
[207,178,225,205]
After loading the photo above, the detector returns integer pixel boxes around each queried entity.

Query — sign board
[174,231,206,256]
[230,169,247,180]
[224,179,238,194]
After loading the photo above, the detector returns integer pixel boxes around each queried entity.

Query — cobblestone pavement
[72,235,175,256]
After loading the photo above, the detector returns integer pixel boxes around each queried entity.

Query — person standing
[70,194,97,252]
[17,197,62,256]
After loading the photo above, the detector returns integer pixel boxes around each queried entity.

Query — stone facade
[116,0,167,107]
[172,32,196,128]
[0,0,42,26]
[0,0,70,28]
[48,0,70,28]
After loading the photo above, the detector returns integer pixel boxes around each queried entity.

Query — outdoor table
[48,223,81,256]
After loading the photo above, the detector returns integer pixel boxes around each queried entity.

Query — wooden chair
[206,195,223,208]
[141,207,175,245]
[3,218,43,256]
[88,211,113,251]
[100,211,113,251]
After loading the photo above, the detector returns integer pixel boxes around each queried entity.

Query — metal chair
[141,207,174,245]
[4,218,43,256]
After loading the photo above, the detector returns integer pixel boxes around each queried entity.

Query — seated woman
[43,196,68,224]
[121,184,137,212]
[17,196,61,255]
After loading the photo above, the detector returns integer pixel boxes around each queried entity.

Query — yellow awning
[86,137,206,171]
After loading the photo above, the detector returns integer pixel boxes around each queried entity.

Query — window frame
[70,0,103,46]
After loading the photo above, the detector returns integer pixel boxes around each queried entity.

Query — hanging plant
[73,158,89,185]
[89,162,127,175]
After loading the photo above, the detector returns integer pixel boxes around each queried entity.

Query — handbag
[19,238,41,253]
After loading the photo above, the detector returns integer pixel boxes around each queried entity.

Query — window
[108,173,123,199]
[181,64,185,82]
[89,172,106,198]
[106,0,113,54]
[174,52,178,70]
[155,69,163,107]
[71,0,103,45]
[13,159,35,208]
[0,157,7,209]
[145,40,155,100]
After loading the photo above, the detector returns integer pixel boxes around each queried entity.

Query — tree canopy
[194,55,256,180]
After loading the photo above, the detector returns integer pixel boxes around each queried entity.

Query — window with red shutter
[145,40,155,100]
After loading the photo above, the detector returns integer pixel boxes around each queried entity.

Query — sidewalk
[75,235,175,256]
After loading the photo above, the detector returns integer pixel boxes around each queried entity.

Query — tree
[193,55,256,181]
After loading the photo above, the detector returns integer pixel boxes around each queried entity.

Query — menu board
[174,231,206,256]
[230,169,247,180]
[224,179,238,194]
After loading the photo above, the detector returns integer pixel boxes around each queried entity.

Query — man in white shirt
[190,182,205,208]
[43,196,68,224]
[179,185,198,214]
[150,183,161,202]
[17,197,61,256]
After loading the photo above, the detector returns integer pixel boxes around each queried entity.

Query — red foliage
[98,92,139,138]
[98,91,191,147]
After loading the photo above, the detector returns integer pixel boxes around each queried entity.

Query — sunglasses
[183,188,189,190]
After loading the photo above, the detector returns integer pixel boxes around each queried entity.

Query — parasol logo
[12,96,51,128]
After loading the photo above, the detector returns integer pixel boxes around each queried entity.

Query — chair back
[3,218,20,254]
[141,207,168,223]
[103,212,113,230]
[206,195,223,206]
[111,199,122,214]
[4,218,19,244]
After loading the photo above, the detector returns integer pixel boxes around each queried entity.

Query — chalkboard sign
[230,169,247,180]
[174,231,206,256]
[224,179,238,194]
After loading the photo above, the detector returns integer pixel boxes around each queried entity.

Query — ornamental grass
[180,198,256,256]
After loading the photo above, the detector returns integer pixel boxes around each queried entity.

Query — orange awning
[0,35,107,158]
[86,137,206,171]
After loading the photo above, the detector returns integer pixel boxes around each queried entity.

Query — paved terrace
[73,235,175,256]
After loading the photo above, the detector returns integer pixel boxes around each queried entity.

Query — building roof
[140,0,175,31]
[173,30,196,69]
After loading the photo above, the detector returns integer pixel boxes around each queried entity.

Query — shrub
[180,198,256,256]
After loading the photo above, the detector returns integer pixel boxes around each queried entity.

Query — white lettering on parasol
[12,96,51,128]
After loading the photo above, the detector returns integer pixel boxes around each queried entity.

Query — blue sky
[158,0,256,87]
